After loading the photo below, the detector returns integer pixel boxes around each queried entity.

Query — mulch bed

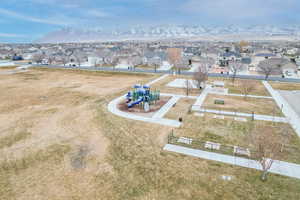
[118,96,171,113]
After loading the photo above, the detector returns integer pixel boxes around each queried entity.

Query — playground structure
[126,84,160,111]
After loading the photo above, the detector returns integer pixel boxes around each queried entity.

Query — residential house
[218,51,241,66]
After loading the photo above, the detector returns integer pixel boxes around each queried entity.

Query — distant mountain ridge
[36,25,300,43]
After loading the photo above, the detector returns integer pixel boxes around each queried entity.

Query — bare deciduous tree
[32,53,45,64]
[167,48,182,64]
[184,79,191,96]
[174,61,188,74]
[111,56,119,70]
[248,126,285,181]
[229,61,243,83]
[258,60,276,80]
[93,59,99,67]
[167,48,183,73]
[240,80,255,99]
[73,50,86,67]
[148,57,161,72]
[61,56,68,66]
[193,64,208,89]
[129,56,143,69]
[47,55,55,65]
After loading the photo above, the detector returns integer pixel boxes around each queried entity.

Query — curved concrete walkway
[107,74,181,127]
[108,94,181,127]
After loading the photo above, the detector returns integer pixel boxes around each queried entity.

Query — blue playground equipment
[126,84,160,109]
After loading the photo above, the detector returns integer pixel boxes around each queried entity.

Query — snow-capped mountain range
[36,25,300,43]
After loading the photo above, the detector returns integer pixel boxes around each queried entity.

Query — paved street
[31,65,300,83]
[263,81,300,137]
[279,90,300,117]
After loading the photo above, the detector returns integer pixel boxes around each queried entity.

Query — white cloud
[0,33,25,38]
[182,0,299,21]
[0,8,74,26]
[86,10,110,18]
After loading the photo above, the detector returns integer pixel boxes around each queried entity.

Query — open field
[208,77,270,96]
[0,66,18,70]
[0,68,155,199]
[202,94,283,116]
[0,68,300,199]
[151,75,202,96]
[269,81,300,91]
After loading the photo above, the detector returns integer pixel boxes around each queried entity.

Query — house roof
[241,57,251,64]
[220,51,241,58]
[255,53,276,57]
[282,63,297,70]
[144,51,167,60]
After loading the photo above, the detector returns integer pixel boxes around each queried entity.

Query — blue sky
[0,0,300,43]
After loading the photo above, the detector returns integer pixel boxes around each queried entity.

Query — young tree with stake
[185,79,191,96]
[61,56,68,66]
[193,64,208,90]
[240,80,255,99]
[247,126,285,181]
[229,61,243,83]
[167,48,183,74]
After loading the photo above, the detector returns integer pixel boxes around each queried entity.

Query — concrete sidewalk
[160,93,198,99]
[209,91,272,99]
[164,144,300,179]
[195,108,288,123]
[152,96,180,119]
[192,85,212,109]
[147,74,169,85]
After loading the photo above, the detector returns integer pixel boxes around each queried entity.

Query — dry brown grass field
[151,75,202,96]
[208,77,270,96]
[0,66,18,70]
[165,96,300,164]
[202,94,283,116]
[269,81,300,91]
[0,68,300,200]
